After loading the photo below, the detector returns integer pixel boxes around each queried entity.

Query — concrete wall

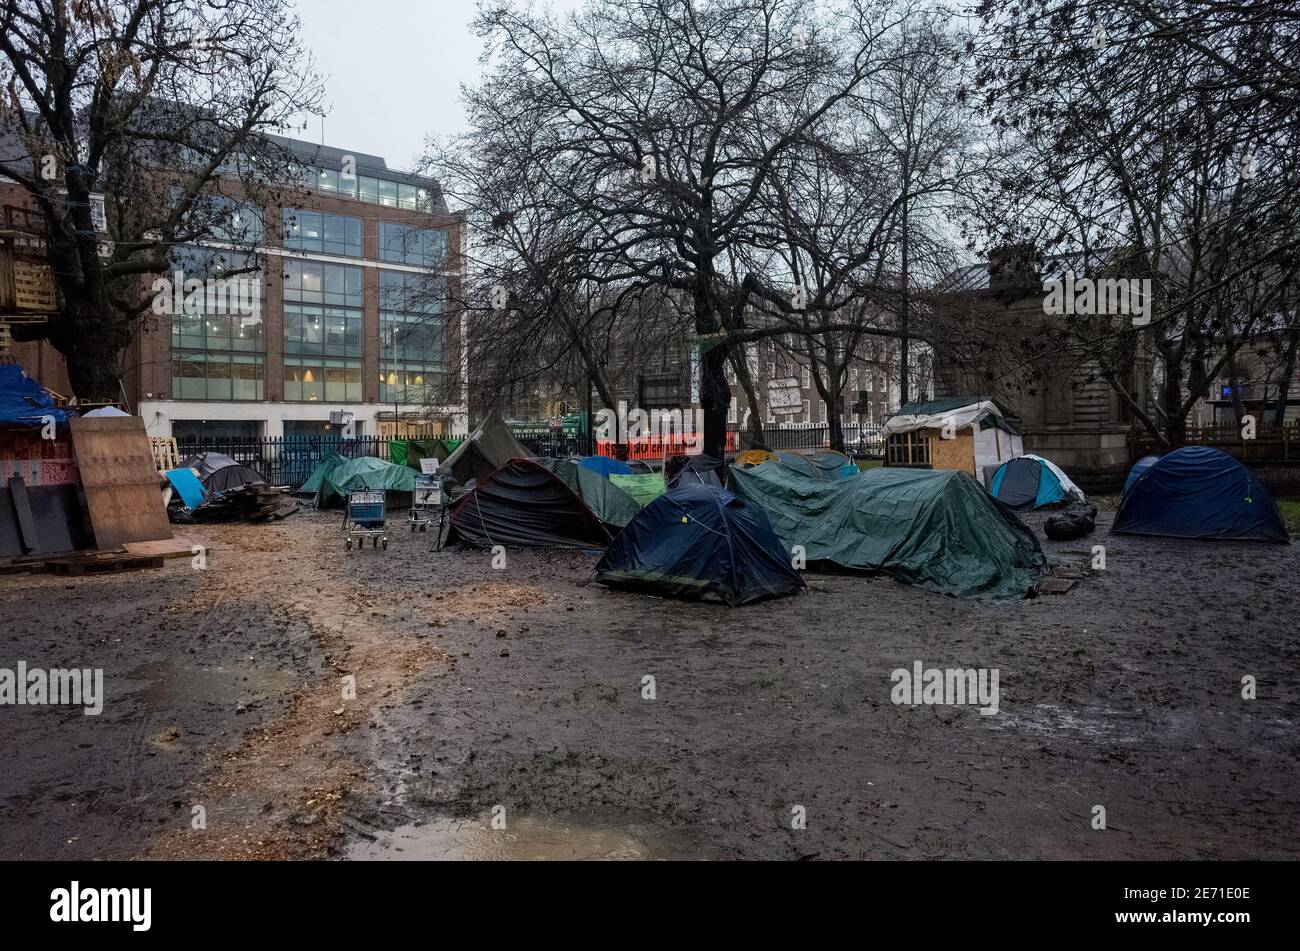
[1022,426,1131,493]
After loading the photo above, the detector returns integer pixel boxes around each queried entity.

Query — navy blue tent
[594,483,806,606]
[1112,446,1289,543]
[1123,455,1161,497]
[0,365,73,426]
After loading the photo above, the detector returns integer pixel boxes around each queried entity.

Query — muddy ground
[1,505,1297,860]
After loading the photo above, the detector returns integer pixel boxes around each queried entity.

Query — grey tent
[181,452,266,493]
[441,409,531,486]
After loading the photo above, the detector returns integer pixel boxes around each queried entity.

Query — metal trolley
[344,490,388,550]
[408,474,443,532]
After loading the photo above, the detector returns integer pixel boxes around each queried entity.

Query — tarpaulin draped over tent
[532,457,641,528]
[446,458,612,549]
[594,483,806,606]
[883,397,1019,437]
[729,462,1047,599]
[609,472,665,507]
[442,410,530,485]
[988,454,1083,509]
[0,365,73,426]
[181,452,266,493]
[774,449,857,480]
[1112,446,1289,543]
[300,453,417,507]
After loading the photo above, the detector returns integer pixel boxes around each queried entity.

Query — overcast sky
[292,0,580,172]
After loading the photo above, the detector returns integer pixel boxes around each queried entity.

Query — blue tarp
[0,365,73,426]
[1112,446,1289,543]
[164,468,209,509]
[594,483,806,606]
[1123,455,1161,497]
[579,455,633,477]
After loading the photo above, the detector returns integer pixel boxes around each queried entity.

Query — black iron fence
[174,423,884,489]
[175,435,399,488]
[732,424,884,456]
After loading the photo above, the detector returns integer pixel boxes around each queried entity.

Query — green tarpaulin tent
[609,472,666,507]
[300,453,418,507]
[391,438,459,471]
[729,462,1047,599]
[533,457,641,528]
[442,410,530,485]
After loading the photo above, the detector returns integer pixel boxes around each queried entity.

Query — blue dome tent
[594,483,805,606]
[1112,446,1289,543]
[1123,455,1161,497]
[987,454,1083,509]
[578,455,633,477]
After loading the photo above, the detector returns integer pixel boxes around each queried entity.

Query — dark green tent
[301,453,418,507]
[442,409,530,485]
[532,457,641,528]
[729,462,1047,599]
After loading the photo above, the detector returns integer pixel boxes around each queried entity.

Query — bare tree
[970,0,1300,446]
[0,0,323,402]
[429,0,945,456]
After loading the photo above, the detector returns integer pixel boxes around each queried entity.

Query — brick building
[2,133,466,440]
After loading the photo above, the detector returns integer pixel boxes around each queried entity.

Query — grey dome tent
[181,452,266,494]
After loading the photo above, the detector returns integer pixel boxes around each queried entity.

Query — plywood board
[70,416,172,548]
[123,537,205,560]
[928,427,976,477]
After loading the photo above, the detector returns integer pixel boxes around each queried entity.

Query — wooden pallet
[150,436,180,473]
[40,552,165,576]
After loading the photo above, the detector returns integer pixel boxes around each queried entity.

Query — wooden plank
[123,537,205,560]
[42,553,164,576]
[69,416,173,548]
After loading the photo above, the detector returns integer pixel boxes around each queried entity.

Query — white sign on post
[420,457,440,475]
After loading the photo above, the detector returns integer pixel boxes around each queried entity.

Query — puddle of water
[127,661,299,709]
[347,816,690,861]
[986,703,1137,741]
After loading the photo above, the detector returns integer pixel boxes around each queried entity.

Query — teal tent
[729,462,1047,599]
[301,453,417,508]
[532,457,641,529]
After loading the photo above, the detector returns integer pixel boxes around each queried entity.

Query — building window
[172,354,265,401]
[172,419,262,441]
[172,190,263,246]
[380,270,445,403]
[379,222,446,266]
[169,247,265,401]
[640,373,680,408]
[283,357,362,403]
[283,259,362,308]
[282,209,363,257]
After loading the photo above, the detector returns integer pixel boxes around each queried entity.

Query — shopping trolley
[344,489,388,550]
